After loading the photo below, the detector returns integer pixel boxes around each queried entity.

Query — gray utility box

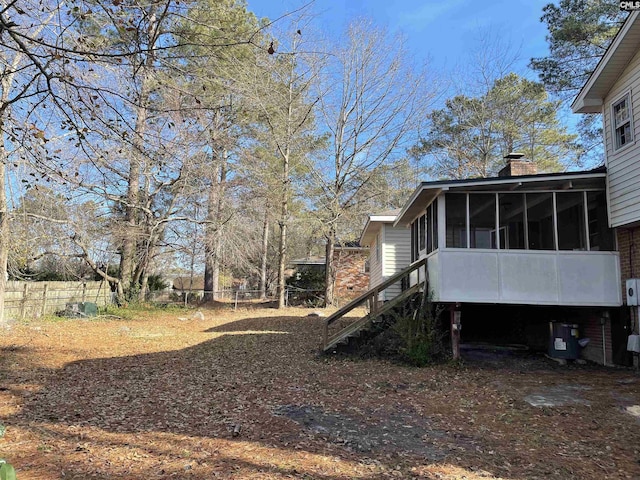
[65,302,98,317]
[548,322,580,360]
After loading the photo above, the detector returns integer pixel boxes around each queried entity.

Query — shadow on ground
[3,313,640,479]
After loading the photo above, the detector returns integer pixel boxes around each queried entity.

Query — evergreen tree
[530,1,628,163]
[412,73,580,180]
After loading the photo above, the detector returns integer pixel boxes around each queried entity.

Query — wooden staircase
[322,258,427,352]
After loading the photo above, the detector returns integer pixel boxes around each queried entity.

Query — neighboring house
[290,245,369,304]
[173,276,205,292]
[359,210,411,301]
[572,10,640,364]
[393,157,622,364]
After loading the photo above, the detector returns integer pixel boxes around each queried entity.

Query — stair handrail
[323,257,427,348]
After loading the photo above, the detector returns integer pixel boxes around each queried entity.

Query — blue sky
[245,0,553,81]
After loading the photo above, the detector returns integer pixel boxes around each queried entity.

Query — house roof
[290,256,326,266]
[572,11,638,113]
[359,209,401,246]
[394,168,607,227]
[334,241,366,251]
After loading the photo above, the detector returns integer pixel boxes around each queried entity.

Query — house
[289,245,369,304]
[173,276,205,292]
[392,157,622,364]
[572,10,640,365]
[323,154,625,362]
[359,210,411,301]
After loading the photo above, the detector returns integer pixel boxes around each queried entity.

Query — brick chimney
[498,152,538,177]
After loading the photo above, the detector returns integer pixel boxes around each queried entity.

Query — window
[446,193,467,248]
[498,193,525,249]
[556,192,586,250]
[613,94,633,150]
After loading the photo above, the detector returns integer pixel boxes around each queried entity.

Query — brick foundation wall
[617,227,640,369]
[617,226,640,311]
[581,313,614,365]
[333,250,369,303]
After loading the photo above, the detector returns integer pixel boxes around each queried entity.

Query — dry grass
[0,304,637,479]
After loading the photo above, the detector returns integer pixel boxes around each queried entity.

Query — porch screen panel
[469,193,496,249]
[587,191,614,251]
[498,193,525,249]
[432,198,438,250]
[426,206,433,253]
[556,192,586,250]
[526,193,554,250]
[418,214,426,252]
[446,193,467,248]
[411,220,418,261]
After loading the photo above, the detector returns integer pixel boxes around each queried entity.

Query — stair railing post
[371,289,378,317]
[323,321,328,348]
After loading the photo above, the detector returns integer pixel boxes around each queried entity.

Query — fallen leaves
[0,305,637,479]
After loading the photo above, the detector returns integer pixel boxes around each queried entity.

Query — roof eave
[572,97,603,114]
[572,10,639,113]
[394,171,607,227]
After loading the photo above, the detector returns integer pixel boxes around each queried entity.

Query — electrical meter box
[626,279,639,306]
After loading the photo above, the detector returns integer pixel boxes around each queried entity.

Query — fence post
[41,284,48,317]
[234,291,239,311]
[20,283,29,319]
[82,282,87,303]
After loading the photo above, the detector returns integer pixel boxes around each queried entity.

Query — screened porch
[396,171,622,307]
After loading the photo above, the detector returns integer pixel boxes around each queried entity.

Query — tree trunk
[118,7,158,302]
[259,205,269,300]
[0,127,8,324]
[276,218,287,308]
[324,227,336,307]
[276,148,289,309]
[204,148,227,302]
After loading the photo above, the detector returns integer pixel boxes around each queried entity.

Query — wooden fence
[4,281,113,319]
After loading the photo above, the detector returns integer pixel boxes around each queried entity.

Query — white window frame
[612,92,633,151]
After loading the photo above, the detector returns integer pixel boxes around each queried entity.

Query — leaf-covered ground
[0,305,638,479]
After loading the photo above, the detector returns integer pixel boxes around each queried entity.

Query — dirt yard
[0,305,638,479]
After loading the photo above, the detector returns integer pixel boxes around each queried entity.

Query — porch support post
[450,303,462,360]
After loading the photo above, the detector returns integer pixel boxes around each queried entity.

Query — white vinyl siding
[603,47,640,227]
[368,235,383,293]
[368,225,411,301]
[381,226,411,300]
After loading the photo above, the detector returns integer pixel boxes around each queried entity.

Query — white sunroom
[395,169,622,307]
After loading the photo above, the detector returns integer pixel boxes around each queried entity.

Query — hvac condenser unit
[626,279,640,306]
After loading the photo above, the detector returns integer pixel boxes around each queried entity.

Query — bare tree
[310,19,436,306]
